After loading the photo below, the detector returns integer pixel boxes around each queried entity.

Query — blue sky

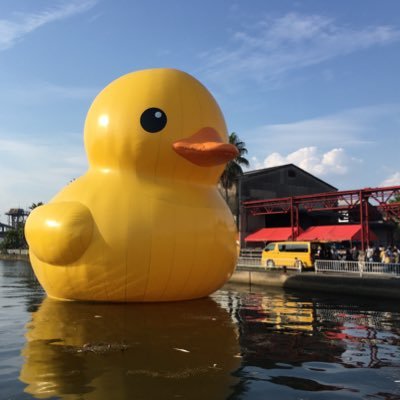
[1,0,400,221]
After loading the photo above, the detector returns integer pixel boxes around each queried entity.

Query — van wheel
[266,260,275,269]
[295,260,304,272]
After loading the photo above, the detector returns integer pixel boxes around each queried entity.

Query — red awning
[245,227,302,242]
[296,224,378,242]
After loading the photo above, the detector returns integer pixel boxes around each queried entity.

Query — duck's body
[29,171,236,302]
[25,69,238,302]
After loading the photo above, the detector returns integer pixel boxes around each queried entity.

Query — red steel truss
[242,185,400,250]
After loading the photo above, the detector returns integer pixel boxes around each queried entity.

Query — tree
[388,193,400,242]
[0,203,43,252]
[220,132,249,208]
[29,202,44,211]
[0,222,26,251]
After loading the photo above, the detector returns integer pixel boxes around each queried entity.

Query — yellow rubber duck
[25,68,239,302]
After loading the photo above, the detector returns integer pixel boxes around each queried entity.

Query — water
[1,260,400,399]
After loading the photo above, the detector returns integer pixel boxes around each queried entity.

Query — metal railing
[239,248,263,258]
[6,249,29,255]
[315,260,400,277]
[237,257,400,277]
[237,256,263,267]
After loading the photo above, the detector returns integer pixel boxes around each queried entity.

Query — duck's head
[84,68,238,184]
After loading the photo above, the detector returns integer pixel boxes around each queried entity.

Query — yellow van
[261,241,326,272]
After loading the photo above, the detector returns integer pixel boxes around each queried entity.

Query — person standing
[366,245,374,262]
[380,247,386,263]
[393,246,399,264]
[384,247,393,264]
[351,246,359,261]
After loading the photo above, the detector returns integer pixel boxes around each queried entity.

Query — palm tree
[29,202,44,211]
[220,132,249,207]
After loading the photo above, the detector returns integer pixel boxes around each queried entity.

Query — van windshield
[264,243,275,251]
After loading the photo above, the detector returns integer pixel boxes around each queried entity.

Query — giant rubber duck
[25,68,239,302]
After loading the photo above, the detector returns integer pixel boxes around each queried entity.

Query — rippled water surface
[1,259,400,399]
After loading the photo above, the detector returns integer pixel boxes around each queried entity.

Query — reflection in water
[0,259,44,313]
[225,290,345,368]
[1,259,398,400]
[19,297,240,399]
[317,303,400,369]
[217,286,400,399]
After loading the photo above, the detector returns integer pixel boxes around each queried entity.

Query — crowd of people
[316,244,400,264]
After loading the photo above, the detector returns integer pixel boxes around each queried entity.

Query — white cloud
[253,146,359,177]
[243,104,400,189]
[200,12,400,86]
[0,0,97,51]
[245,104,400,190]
[381,172,400,187]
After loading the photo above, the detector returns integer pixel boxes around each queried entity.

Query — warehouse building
[238,164,399,250]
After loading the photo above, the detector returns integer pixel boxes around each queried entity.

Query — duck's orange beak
[172,127,239,167]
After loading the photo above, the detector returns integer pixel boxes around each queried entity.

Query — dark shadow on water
[267,376,343,392]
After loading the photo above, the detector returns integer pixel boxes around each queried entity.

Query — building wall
[239,164,338,247]
[240,165,336,202]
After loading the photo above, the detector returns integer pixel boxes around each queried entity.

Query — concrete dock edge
[229,268,400,299]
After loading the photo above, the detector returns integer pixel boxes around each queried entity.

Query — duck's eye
[140,108,167,133]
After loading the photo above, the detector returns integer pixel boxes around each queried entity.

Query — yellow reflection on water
[20,298,240,399]
[251,297,314,332]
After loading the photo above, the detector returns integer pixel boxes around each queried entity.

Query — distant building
[238,164,338,246]
[5,208,29,229]
[238,164,399,249]
[239,164,337,202]
[0,222,13,243]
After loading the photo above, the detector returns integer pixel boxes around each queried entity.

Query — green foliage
[0,223,26,250]
[220,132,249,201]
[1,202,43,251]
[219,133,249,217]
[386,193,400,241]
[29,202,44,210]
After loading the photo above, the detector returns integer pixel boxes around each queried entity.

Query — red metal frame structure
[242,185,400,250]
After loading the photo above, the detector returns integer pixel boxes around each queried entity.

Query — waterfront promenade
[231,265,400,299]
[0,249,29,262]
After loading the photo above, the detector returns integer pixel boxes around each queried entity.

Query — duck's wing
[25,202,94,265]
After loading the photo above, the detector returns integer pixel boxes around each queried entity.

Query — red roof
[245,227,302,242]
[296,224,378,242]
